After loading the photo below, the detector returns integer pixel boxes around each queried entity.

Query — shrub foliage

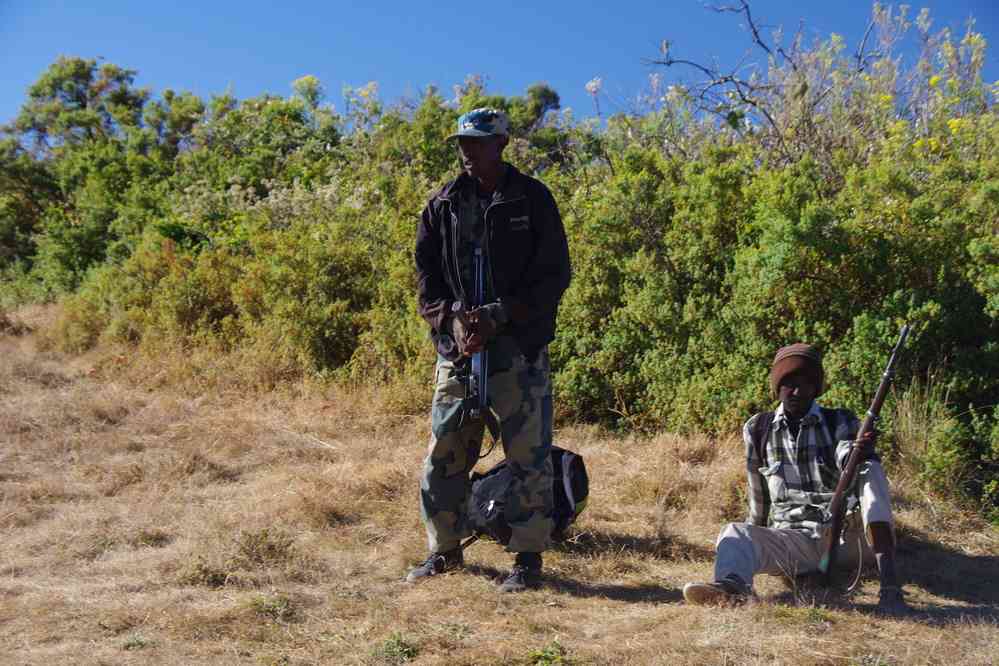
[2,8,996,515]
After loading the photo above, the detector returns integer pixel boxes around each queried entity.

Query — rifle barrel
[470,246,488,417]
[819,323,909,582]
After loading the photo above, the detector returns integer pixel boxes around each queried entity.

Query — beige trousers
[714,461,894,586]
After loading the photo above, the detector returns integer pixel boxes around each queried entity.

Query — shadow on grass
[896,524,999,620]
[458,527,706,604]
[546,577,683,603]
[463,562,683,604]
[551,528,715,562]
[763,524,999,623]
[857,600,999,623]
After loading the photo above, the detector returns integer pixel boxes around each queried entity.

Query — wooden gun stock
[818,324,910,585]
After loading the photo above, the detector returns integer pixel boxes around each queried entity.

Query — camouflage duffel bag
[466,446,588,545]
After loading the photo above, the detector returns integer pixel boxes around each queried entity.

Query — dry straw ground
[1,306,997,665]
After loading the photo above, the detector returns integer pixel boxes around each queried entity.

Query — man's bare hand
[853,429,878,461]
[462,331,485,355]
[450,311,475,356]
[451,302,505,357]
[469,306,498,341]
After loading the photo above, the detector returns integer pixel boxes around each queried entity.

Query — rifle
[452,247,501,558]
[818,323,910,586]
[454,246,501,447]
[468,247,489,421]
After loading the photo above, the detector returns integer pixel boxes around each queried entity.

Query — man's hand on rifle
[470,302,506,341]
[449,306,483,356]
[450,306,475,357]
[852,428,878,461]
[451,302,507,357]
[461,303,508,356]
[461,328,486,356]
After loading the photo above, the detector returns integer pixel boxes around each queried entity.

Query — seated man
[683,343,905,610]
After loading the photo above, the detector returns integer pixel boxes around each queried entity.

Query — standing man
[406,108,571,592]
[683,343,905,611]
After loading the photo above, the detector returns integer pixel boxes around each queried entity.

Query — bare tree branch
[646,38,794,163]
[707,0,800,72]
[854,19,882,73]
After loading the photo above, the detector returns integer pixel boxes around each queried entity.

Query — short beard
[782,399,813,419]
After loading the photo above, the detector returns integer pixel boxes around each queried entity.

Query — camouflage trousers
[420,341,554,554]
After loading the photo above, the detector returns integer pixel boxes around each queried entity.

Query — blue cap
[448,107,510,139]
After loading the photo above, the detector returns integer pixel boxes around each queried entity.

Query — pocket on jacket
[434,359,459,390]
[508,215,531,232]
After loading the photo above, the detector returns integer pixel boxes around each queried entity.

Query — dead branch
[707,0,800,72]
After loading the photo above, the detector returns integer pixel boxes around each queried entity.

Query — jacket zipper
[446,201,467,307]
[445,192,527,309]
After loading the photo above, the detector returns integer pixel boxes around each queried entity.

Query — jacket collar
[438,162,526,205]
[774,401,823,429]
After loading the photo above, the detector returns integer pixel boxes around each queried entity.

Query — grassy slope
[1,306,997,665]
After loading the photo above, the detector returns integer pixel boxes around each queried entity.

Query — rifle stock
[818,324,910,585]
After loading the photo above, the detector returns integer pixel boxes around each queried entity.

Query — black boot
[499,552,542,593]
[405,547,464,583]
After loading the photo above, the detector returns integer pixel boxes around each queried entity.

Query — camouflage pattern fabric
[420,339,554,554]
[448,107,510,139]
[455,187,492,304]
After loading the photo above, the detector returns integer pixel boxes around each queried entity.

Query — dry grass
[1,305,997,665]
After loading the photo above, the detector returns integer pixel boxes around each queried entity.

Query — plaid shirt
[743,402,860,537]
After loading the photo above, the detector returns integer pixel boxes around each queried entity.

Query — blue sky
[2,1,997,125]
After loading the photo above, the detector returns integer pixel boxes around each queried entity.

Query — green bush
[3,9,998,516]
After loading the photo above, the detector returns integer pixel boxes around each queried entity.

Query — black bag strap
[751,411,775,467]
[819,406,840,441]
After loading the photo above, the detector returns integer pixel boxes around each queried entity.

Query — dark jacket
[415,164,571,361]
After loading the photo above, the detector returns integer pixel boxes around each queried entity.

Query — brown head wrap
[769,343,824,397]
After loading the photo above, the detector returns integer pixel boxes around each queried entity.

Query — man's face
[778,371,818,418]
[457,135,506,180]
